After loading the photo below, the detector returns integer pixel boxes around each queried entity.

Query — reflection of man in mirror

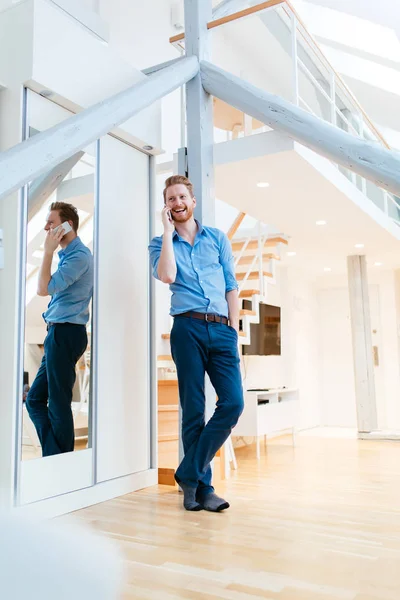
[26,202,93,457]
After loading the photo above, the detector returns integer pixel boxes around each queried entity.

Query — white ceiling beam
[0,55,199,202]
[142,56,185,76]
[201,60,400,197]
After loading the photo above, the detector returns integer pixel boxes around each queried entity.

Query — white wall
[99,0,177,71]
[377,124,400,152]
[240,265,321,430]
[318,286,357,427]
[98,0,181,162]
[282,266,321,430]
[317,270,400,430]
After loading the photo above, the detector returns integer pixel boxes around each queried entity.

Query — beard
[171,205,194,223]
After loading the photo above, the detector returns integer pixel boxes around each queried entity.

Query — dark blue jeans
[26,323,88,457]
[171,316,244,496]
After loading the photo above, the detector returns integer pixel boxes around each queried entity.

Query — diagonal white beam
[28,152,84,220]
[0,56,199,202]
[200,60,400,197]
[142,56,184,76]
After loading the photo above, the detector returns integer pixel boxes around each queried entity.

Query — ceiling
[215,137,400,278]
[293,0,400,38]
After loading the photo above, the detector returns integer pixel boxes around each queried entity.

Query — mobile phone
[168,210,174,222]
[53,221,72,235]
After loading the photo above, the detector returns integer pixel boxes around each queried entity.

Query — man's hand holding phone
[44,225,66,255]
[162,206,175,234]
[44,221,72,254]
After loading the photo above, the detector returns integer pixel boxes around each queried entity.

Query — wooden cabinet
[158,380,179,482]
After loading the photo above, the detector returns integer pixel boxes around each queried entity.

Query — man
[26,202,93,457]
[149,175,244,512]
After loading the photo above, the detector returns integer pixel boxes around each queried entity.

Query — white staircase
[232,229,288,345]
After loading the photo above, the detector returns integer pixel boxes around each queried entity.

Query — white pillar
[183,0,223,474]
[347,255,378,432]
[184,0,215,225]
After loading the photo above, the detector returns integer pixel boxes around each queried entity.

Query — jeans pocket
[227,325,238,338]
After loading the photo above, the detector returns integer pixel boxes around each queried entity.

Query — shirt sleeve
[219,232,239,293]
[148,237,162,280]
[47,252,90,296]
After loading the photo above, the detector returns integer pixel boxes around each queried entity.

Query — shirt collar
[58,236,81,258]
[173,219,204,240]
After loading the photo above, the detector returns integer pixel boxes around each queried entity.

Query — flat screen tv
[241,302,281,356]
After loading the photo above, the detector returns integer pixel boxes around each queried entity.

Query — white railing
[284,6,400,225]
[234,232,266,295]
[170,1,400,226]
[233,222,282,297]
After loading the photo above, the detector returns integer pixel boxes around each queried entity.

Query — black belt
[175,311,229,325]
[46,322,85,330]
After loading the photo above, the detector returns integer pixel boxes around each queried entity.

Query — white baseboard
[13,469,158,519]
[358,431,400,441]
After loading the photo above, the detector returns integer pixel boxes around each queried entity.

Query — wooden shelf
[158,467,176,486]
[158,379,178,387]
[159,433,179,442]
[158,404,179,412]
[157,354,173,361]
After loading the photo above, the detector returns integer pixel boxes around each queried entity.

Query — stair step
[158,404,179,412]
[236,271,272,281]
[240,309,256,316]
[239,289,260,298]
[232,237,288,252]
[237,252,280,265]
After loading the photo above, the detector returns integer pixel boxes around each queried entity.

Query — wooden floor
[68,433,400,599]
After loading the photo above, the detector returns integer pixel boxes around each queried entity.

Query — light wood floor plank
[65,435,400,599]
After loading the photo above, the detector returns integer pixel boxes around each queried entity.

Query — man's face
[44,210,63,232]
[165,184,196,223]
